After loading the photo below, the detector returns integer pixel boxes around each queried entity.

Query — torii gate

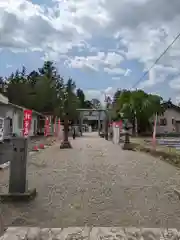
[77,108,106,135]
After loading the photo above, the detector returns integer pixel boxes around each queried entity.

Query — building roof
[162,101,180,112]
[8,102,44,116]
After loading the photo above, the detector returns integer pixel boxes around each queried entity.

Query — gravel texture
[1,227,180,240]
[0,133,180,228]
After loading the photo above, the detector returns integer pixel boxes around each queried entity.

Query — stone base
[60,141,72,149]
[0,188,37,202]
[122,142,133,150]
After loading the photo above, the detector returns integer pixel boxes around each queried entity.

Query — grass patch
[131,138,180,168]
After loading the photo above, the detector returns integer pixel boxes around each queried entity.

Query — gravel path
[1,132,180,228]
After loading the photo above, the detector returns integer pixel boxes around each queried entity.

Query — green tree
[91,98,101,109]
[76,88,94,109]
[5,61,60,113]
[113,89,164,134]
[76,88,85,108]
[6,67,33,107]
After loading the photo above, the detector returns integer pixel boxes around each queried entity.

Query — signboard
[23,109,32,138]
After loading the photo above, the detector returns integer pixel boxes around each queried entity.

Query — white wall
[0,104,9,118]
[0,104,39,137]
[0,93,8,104]
[29,114,38,137]
[156,108,180,134]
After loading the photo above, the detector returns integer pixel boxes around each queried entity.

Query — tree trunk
[64,118,69,141]
[60,117,72,149]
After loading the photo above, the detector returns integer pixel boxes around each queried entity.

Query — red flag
[23,109,32,138]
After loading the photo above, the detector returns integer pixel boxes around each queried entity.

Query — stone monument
[122,122,133,150]
[0,137,36,202]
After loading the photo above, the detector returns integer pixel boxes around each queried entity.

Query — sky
[1,0,180,104]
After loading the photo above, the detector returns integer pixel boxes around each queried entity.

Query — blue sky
[1,0,180,103]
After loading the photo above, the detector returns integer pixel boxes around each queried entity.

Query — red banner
[23,109,32,137]
[118,120,123,131]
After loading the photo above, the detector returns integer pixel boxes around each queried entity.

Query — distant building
[156,101,180,134]
[80,109,106,130]
[0,101,44,138]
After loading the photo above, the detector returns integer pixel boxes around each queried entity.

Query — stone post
[0,137,36,202]
[122,131,132,150]
[9,137,28,193]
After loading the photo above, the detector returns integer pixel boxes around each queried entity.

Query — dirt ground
[1,132,180,228]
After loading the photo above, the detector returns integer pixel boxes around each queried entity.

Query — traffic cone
[39,143,45,149]
[32,145,39,151]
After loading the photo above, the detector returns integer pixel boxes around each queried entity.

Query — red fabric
[23,109,32,137]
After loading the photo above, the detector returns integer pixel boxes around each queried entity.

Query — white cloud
[104,67,125,75]
[103,52,124,67]
[85,86,115,104]
[169,77,180,90]
[85,89,105,104]
[65,52,104,70]
[139,64,180,88]
[1,0,180,60]
[66,52,124,71]
[1,0,180,95]
[175,96,180,105]
[104,67,131,76]
[0,0,94,57]
[112,76,121,80]
[6,64,12,68]
[124,69,132,76]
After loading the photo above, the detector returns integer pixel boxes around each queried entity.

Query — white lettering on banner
[24,126,29,136]
[23,109,32,137]
[25,121,29,128]
[25,113,31,120]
